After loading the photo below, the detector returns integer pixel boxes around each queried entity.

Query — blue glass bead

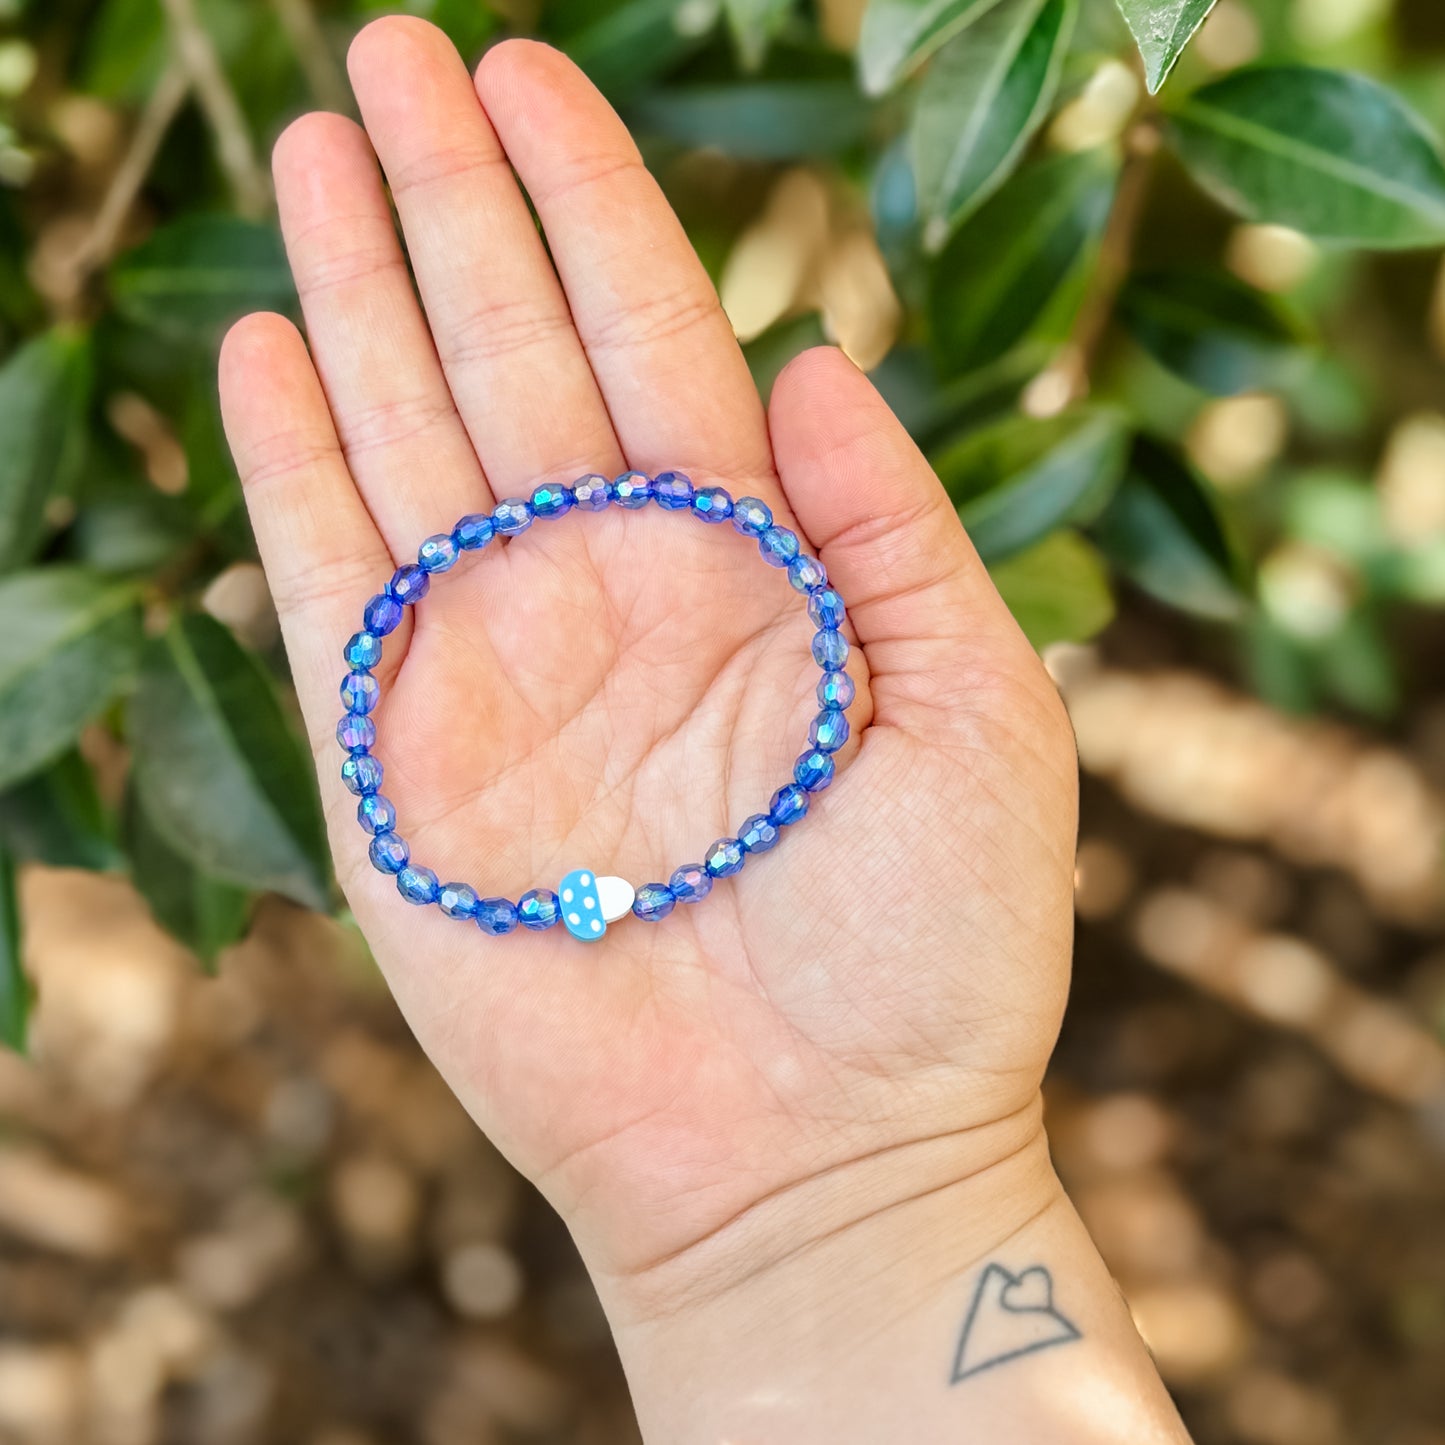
[439,882,479,920]
[769,783,809,826]
[389,564,430,605]
[531,483,574,519]
[669,863,712,903]
[732,497,772,537]
[364,593,403,636]
[759,526,800,568]
[357,794,397,835]
[810,708,850,753]
[817,670,856,710]
[794,748,835,792]
[738,813,779,853]
[493,499,533,535]
[419,533,460,573]
[572,473,611,511]
[705,837,745,878]
[341,671,379,715]
[812,629,849,670]
[455,513,494,551]
[517,888,561,930]
[343,631,383,670]
[692,486,733,523]
[611,471,652,509]
[341,753,383,796]
[633,883,676,922]
[370,833,409,874]
[397,865,440,905]
[337,714,375,752]
[787,555,827,593]
[653,470,694,510]
[808,588,846,630]
[476,897,519,935]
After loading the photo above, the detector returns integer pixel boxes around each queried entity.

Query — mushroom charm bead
[559,869,636,942]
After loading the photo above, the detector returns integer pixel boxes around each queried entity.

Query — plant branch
[270,0,351,114]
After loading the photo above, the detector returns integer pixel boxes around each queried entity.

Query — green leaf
[0,844,25,1053]
[937,407,1131,560]
[559,0,715,99]
[1169,67,1445,249]
[911,0,1076,248]
[1114,0,1217,93]
[744,310,829,400]
[0,751,121,871]
[725,0,792,70]
[858,0,1005,97]
[0,569,143,792]
[1092,437,1245,618]
[929,148,1118,372]
[991,530,1115,648]
[129,613,329,910]
[110,216,296,342]
[123,787,252,969]
[628,81,869,158]
[0,329,92,573]
[1118,268,1310,395]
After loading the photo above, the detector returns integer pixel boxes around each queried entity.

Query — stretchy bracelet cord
[337,469,856,942]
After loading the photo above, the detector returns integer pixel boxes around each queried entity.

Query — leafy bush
[3,0,1445,1043]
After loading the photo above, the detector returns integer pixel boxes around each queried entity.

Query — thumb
[769,345,1039,723]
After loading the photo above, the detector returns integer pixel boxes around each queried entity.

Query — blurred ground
[4,629,1445,1444]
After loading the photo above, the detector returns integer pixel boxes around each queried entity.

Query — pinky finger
[218,312,398,756]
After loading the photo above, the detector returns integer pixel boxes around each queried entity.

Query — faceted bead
[787,555,827,593]
[572,473,611,511]
[794,748,835,792]
[364,593,403,636]
[817,670,856,710]
[810,708,850,753]
[357,794,397,835]
[759,526,800,567]
[732,497,773,537]
[455,513,494,550]
[389,563,430,605]
[633,883,676,922]
[653,470,694,510]
[419,533,460,573]
[492,498,533,535]
[808,588,846,630]
[769,783,809,826]
[692,487,733,522]
[704,837,745,878]
[439,882,479,920]
[337,714,375,752]
[369,833,409,874]
[812,628,849,670]
[669,863,712,903]
[476,897,519,935]
[397,865,440,905]
[344,631,383,670]
[341,753,383,796]
[517,888,561,930]
[341,670,379,715]
[611,471,653,509]
[531,483,574,519]
[738,813,779,853]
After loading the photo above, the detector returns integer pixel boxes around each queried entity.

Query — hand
[219,20,1137,1440]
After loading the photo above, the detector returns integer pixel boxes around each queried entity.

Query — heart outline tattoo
[950,1263,1082,1385]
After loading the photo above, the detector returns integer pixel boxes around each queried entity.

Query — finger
[347,18,622,496]
[768,346,1038,719]
[218,312,399,758]
[273,110,494,556]
[473,40,788,516]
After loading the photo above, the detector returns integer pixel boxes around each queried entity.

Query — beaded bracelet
[336,469,856,942]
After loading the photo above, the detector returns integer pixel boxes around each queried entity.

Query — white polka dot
[584,896,596,909]
[562,888,574,903]
[568,912,580,925]
[591,919,602,932]
[580,874,591,886]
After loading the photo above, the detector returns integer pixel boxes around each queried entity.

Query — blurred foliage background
[3,0,1445,1442]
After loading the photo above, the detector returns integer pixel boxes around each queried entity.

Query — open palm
[219,21,1080,1313]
